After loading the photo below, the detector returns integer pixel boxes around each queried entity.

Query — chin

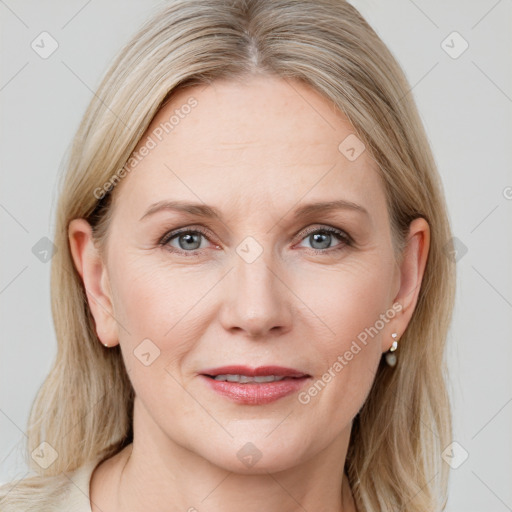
[194,429,315,474]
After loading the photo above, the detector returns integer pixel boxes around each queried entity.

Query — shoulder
[0,458,100,512]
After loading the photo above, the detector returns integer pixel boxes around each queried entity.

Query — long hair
[0,1,456,510]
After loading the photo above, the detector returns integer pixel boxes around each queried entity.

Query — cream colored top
[0,456,104,511]
[58,458,100,511]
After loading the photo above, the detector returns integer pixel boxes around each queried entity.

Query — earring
[385,332,399,367]
[103,342,109,348]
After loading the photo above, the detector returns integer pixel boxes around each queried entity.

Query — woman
[0,0,456,510]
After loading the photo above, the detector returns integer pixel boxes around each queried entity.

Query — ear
[385,217,430,352]
[68,218,119,347]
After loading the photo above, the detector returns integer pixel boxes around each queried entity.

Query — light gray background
[1,1,511,510]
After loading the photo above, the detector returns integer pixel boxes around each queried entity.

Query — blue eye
[159,225,352,257]
[297,226,352,254]
[160,228,211,255]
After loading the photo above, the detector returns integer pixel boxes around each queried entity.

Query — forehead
[112,75,387,222]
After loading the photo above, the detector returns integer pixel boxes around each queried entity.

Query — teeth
[212,374,287,383]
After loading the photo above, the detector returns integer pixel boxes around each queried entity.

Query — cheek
[109,257,208,420]
[294,254,394,345]
[293,257,393,421]
[111,252,211,336]
[108,254,199,374]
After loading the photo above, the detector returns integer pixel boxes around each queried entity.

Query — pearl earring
[385,332,399,367]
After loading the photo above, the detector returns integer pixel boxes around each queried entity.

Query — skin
[69,74,429,512]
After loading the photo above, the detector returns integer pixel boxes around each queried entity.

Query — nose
[219,251,293,339]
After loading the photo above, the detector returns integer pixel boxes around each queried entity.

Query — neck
[92,400,357,512]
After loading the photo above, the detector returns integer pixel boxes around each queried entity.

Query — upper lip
[200,365,309,378]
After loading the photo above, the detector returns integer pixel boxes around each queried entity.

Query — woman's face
[71,74,426,473]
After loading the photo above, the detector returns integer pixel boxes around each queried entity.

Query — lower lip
[200,375,310,405]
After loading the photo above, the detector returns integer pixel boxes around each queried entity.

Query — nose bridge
[221,237,292,337]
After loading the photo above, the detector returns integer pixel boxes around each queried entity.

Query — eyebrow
[139,199,369,222]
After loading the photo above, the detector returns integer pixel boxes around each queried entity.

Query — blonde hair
[0,1,456,510]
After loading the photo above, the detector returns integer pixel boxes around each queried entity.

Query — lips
[199,365,311,405]
[201,365,309,378]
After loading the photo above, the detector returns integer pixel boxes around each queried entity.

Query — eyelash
[158,225,354,257]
